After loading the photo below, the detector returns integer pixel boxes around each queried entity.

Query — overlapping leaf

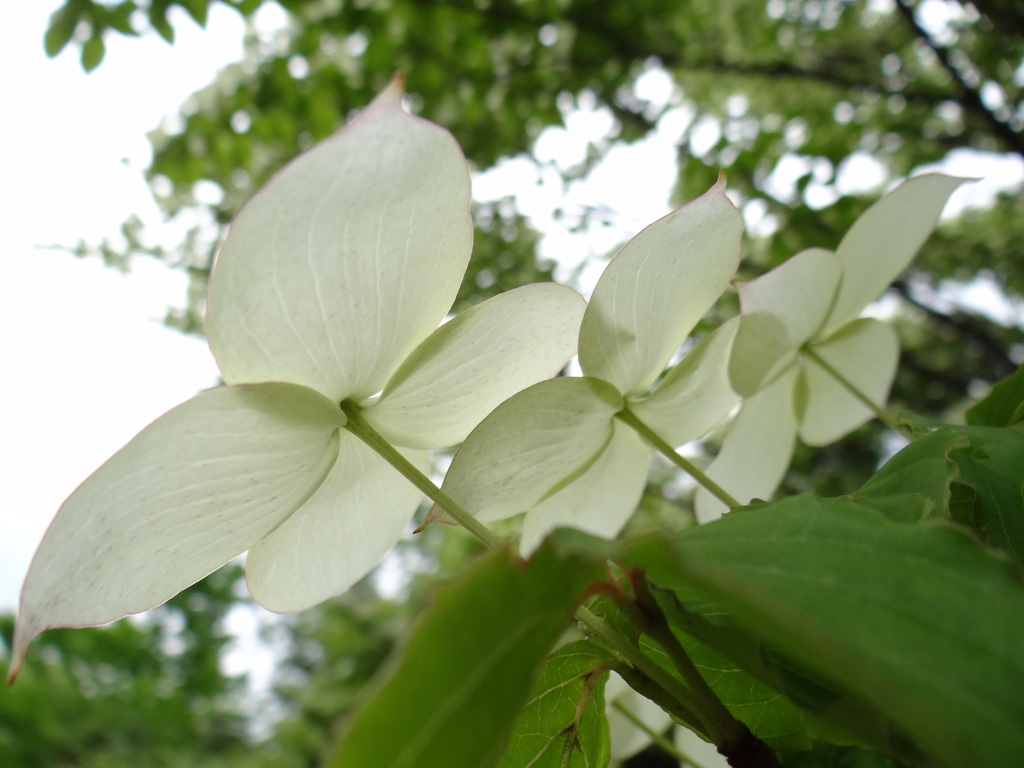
[623,496,1024,768]
[500,641,613,768]
[328,542,601,768]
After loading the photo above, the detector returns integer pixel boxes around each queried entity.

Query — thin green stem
[631,575,747,749]
[800,345,912,438]
[575,605,717,742]
[611,700,697,765]
[342,401,728,744]
[615,408,741,509]
[340,402,503,549]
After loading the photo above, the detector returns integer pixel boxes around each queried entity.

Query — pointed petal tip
[372,73,405,109]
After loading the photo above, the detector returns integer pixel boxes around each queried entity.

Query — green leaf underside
[499,641,613,768]
[638,635,810,752]
[623,497,1024,768]
[948,425,1024,568]
[855,422,1024,566]
[852,428,967,522]
[328,542,601,768]
[967,363,1024,427]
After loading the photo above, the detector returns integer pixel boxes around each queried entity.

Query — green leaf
[637,633,810,752]
[499,641,613,768]
[12,383,344,681]
[369,283,586,450]
[966,364,1024,427]
[207,78,473,403]
[852,427,967,522]
[644,584,889,753]
[44,6,79,57]
[949,425,1024,567]
[149,4,174,42]
[624,497,1024,768]
[179,0,209,27]
[782,741,906,768]
[855,421,1024,566]
[80,34,105,72]
[328,542,601,768]
[108,2,140,36]
[578,173,744,396]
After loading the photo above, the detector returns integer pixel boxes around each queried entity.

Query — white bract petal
[441,377,623,523]
[578,174,744,395]
[207,77,473,403]
[822,173,967,336]
[797,318,900,446]
[729,248,841,397]
[245,436,428,613]
[12,384,342,676]
[606,672,674,760]
[519,423,649,555]
[676,726,729,768]
[366,283,586,449]
[632,317,741,447]
[695,368,799,523]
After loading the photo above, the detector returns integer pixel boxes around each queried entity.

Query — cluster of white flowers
[11,77,963,727]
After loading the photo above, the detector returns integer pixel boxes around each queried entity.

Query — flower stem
[611,700,699,766]
[575,605,716,739]
[340,402,503,550]
[615,408,740,509]
[800,345,911,438]
[342,401,735,746]
[630,573,747,750]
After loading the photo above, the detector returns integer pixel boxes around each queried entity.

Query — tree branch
[892,0,1024,158]
[891,279,1017,380]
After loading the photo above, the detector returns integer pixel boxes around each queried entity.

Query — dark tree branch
[893,0,1024,158]
[891,279,1017,380]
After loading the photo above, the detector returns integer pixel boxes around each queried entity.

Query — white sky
[0,4,252,612]
[2,0,1021,629]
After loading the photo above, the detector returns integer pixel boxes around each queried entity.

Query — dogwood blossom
[437,176,744,552]
[695,173,967,521]
[10,78,585,680]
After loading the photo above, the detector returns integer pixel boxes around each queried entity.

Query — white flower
[10,78,585,680]
[437,176,744,552]
[696,173,967,521]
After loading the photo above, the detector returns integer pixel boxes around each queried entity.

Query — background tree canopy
[8,0,1021,765]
